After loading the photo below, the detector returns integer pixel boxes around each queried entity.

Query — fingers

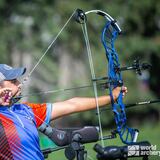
[0,88,13,106]
[112,86,128,101]
[121,86,128,98]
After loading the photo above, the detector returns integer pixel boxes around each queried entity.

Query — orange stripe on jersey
[24,103,47,127]
[0,113,21,159]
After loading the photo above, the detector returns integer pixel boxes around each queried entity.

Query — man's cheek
[12,90,18,96]
[15,90,21,96]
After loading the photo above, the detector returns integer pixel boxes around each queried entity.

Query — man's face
[0,79,21,97]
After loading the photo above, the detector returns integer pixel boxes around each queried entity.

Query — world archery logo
[128,145,140,156]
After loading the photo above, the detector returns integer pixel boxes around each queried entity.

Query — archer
[0,64,127,160]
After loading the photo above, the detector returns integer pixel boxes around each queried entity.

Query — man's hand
[112,86,128,101]
[0,88,13,106]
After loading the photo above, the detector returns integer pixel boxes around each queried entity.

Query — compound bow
[74,9,140,145]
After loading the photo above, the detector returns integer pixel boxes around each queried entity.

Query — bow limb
[101,12,139,144]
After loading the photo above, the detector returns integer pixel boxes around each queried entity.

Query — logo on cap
[0,72,5,81]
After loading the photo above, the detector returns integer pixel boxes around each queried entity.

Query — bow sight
[115,58,152,75]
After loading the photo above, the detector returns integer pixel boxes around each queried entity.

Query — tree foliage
[0,0,159,127]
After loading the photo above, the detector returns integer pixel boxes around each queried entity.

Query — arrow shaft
[99,99,160,113]
[125,99,160,108]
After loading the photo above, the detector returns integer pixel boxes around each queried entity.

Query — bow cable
[80,17,105,147]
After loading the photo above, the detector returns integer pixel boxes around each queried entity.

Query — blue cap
[0,64,26,81]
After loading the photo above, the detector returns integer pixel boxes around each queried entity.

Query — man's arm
[51,87,127,120]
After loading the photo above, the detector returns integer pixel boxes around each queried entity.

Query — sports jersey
[0,103,52,160]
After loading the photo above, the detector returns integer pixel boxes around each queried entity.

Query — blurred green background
[0,0,159,159]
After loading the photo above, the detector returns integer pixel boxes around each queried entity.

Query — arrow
[99,99,160,113]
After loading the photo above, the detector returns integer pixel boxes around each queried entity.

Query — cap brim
[5,67,26,80]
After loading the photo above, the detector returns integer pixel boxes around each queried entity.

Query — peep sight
[11,96,22,104]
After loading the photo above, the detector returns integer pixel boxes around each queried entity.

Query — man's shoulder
[13,103,30,109]
[14,103,49,110]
